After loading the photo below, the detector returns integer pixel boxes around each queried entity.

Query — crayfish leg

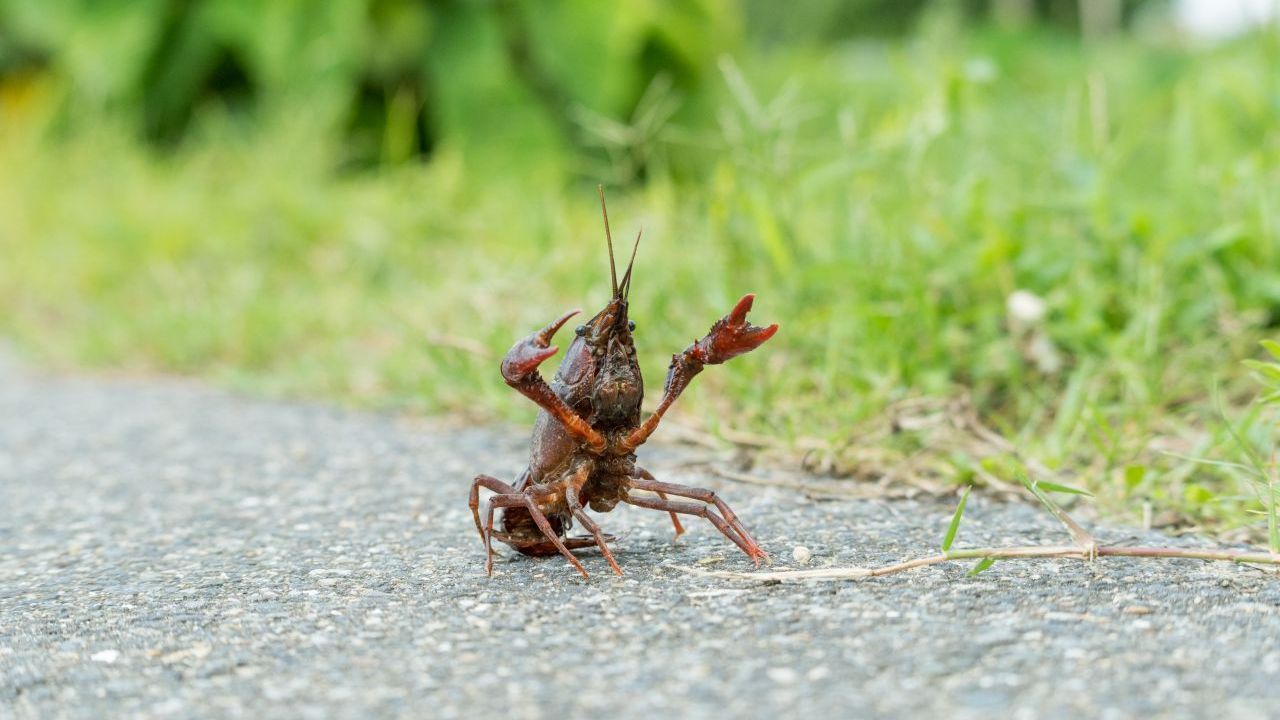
[625,475,768,566]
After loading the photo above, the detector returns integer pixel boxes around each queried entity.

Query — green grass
[2,25,1279,536]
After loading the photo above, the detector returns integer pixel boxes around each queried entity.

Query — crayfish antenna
[620,227,642,300]
[598,184,618,297]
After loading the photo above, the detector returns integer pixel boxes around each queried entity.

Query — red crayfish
[468,188,778,578]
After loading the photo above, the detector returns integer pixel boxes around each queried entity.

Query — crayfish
[468,188,778,578]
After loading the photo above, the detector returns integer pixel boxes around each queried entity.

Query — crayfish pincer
[468,187,779,579]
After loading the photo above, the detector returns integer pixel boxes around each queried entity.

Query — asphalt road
[3,356,1279,719]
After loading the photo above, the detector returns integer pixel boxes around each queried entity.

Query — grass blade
[968,557,996,576]
[1212,386,1276,552]
[1037,481,1094,497]
[942,486,972,552]
[1215,386,1268,474]
[1270,471,1279,555]
[1016,468,1096,549]
[1160,451,1261,476]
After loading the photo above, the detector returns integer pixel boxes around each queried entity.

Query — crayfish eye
[575,325,586,336]
[628,320,636,331]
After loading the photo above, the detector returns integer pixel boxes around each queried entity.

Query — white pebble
[767,667,799,684]
[90,650,120,664]
[792,546,813,565]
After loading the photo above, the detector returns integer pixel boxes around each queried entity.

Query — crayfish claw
[501,309,580,382]
[539,308,581,343]
[743,322,780,348]
[699,294,779,365]
[728,293,756,324]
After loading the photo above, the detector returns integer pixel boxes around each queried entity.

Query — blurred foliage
[745,0,1169,43]
[0,0,744,173]
[0,0,1168,173]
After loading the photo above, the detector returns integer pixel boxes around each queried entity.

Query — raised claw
[695,294,779,365]
[501,309,580,383]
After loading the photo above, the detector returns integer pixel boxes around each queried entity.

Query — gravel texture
[3,356,1280,719]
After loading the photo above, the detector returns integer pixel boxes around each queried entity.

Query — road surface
[2,357,1278,718]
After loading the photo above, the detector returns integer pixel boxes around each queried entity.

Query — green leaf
[942,486,972,552]
[968,557,996,576]
[1183,483,1215,505]
[1261,339,1280,362]
[1123,465,1146,491]
[1037,481,1094,497]
[1242,359,1280,382]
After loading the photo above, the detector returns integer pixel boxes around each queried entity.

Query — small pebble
[792,546,813,565]
[90,650,120,664]
[767,667,799,684]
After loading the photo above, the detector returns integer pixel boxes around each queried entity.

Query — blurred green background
[2,0,1279,533]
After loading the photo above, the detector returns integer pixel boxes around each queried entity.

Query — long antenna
[621,227,642,300]
[598,184,618,296]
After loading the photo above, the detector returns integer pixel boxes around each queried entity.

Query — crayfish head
[553,185,645,431]
[574,296,643,430]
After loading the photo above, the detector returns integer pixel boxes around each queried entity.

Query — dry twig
[681,468,1280,583]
